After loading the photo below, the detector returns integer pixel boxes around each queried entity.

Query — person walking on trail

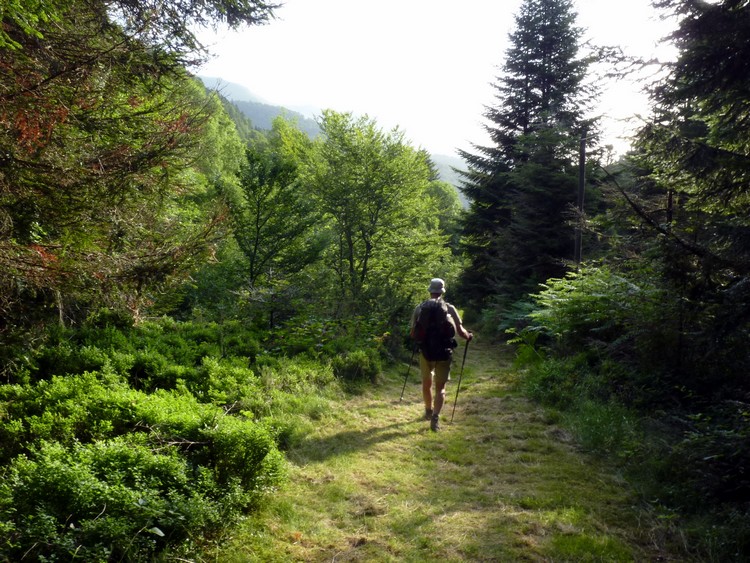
[410,278,472,432]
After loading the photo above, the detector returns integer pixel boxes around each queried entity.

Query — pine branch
[598,164,750,274]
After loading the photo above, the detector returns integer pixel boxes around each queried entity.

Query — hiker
[410,278,472,431]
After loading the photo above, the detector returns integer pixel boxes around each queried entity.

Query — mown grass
[196,337,690,562]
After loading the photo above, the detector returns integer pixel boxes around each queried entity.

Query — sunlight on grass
[200,339,680,562]
[550,532,634,561]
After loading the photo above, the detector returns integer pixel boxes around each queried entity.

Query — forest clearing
[204,338,683,562]
[3,0,749,560]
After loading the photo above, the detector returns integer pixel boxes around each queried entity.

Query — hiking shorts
[419,354,451,386]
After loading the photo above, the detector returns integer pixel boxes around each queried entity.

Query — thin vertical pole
[575,131,586,268]
[400,347,417,401]
[450,340,470,423]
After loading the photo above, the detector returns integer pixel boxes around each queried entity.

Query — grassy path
[206,338,681,562]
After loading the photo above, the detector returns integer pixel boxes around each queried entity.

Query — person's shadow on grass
[288,419,416,464]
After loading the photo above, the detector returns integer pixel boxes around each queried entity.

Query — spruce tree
[0,0,278,328]
[458,0,596,313]
[626,0,750,396]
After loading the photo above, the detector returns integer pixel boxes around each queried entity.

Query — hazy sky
[196,0,676,157]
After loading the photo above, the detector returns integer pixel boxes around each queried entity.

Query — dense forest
[1,0,749,560]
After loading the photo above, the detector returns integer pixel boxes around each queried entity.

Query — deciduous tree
[231,119,321,287]
[308,111,448,312]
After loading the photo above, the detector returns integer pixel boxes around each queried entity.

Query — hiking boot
[424,408,433,420]
[430,413,440,432]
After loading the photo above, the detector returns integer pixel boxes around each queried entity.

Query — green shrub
[507,325,546,368]
[76,345,112,372]
[485,297,537,336]
[149,331,200,367]
[528,266,651,345]
[269,314,388,362]
[32,340,77,378]
[0,371,286,561]
[0,370,132,462]
[521,355,589,409]
[656,405,750,509]
[195,340,222,359]
[77,323,134,354]
[0,316,349,559]
[258,356,335,393]
[188,355,260,405]
[178,320,220,344]
[85,307,135,330]
[564,399,642,456]
[223,331,261,359]
[198,416,285,495]
[233,357,336,421]
[261,414,314,450]
[32,340,131,381]
[129,348,170,389]
[0,437,218,561]
[331,348,381,382]
[271,316,331,356]
[103,349,134,376]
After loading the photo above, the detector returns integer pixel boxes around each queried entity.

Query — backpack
[413,298,457,361]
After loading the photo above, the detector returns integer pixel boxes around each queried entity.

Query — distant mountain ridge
[200,77,265,103]
[200,76,320,138]
[200,76,468,205]
[431,153,467,202]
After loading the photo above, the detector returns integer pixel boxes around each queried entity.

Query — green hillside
[199,76,320,138]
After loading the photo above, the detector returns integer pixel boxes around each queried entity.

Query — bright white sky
[197,0,677,158]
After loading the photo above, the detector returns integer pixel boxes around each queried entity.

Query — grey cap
[428,278,446,294]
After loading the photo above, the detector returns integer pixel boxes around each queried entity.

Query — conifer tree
[458,0,596,312]
[0,0,277,328]
[625,0,750,394]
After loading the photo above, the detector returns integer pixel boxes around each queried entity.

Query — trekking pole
[399,346,417,401]
[450,339,470,423]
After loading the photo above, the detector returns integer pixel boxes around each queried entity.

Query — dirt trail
[215,337,681,562]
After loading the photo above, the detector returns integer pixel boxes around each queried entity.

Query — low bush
[187,355,260,405]
[0,315,365,559]
[563,399,642,456]
[0,367,287,560]
[233,357,337,421]
[520,354,591,409]
[261,413,316,450]
[331,348,382,383]
[0,437,214,561]
[659,405,750,508]
[258,355,335,393]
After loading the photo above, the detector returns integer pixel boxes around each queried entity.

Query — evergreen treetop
[458,0,598,313]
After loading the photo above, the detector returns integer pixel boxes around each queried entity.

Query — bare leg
[433,378,447,415]
[420,355,433,411]
[432,360,451,415]
[422,375,433,410]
